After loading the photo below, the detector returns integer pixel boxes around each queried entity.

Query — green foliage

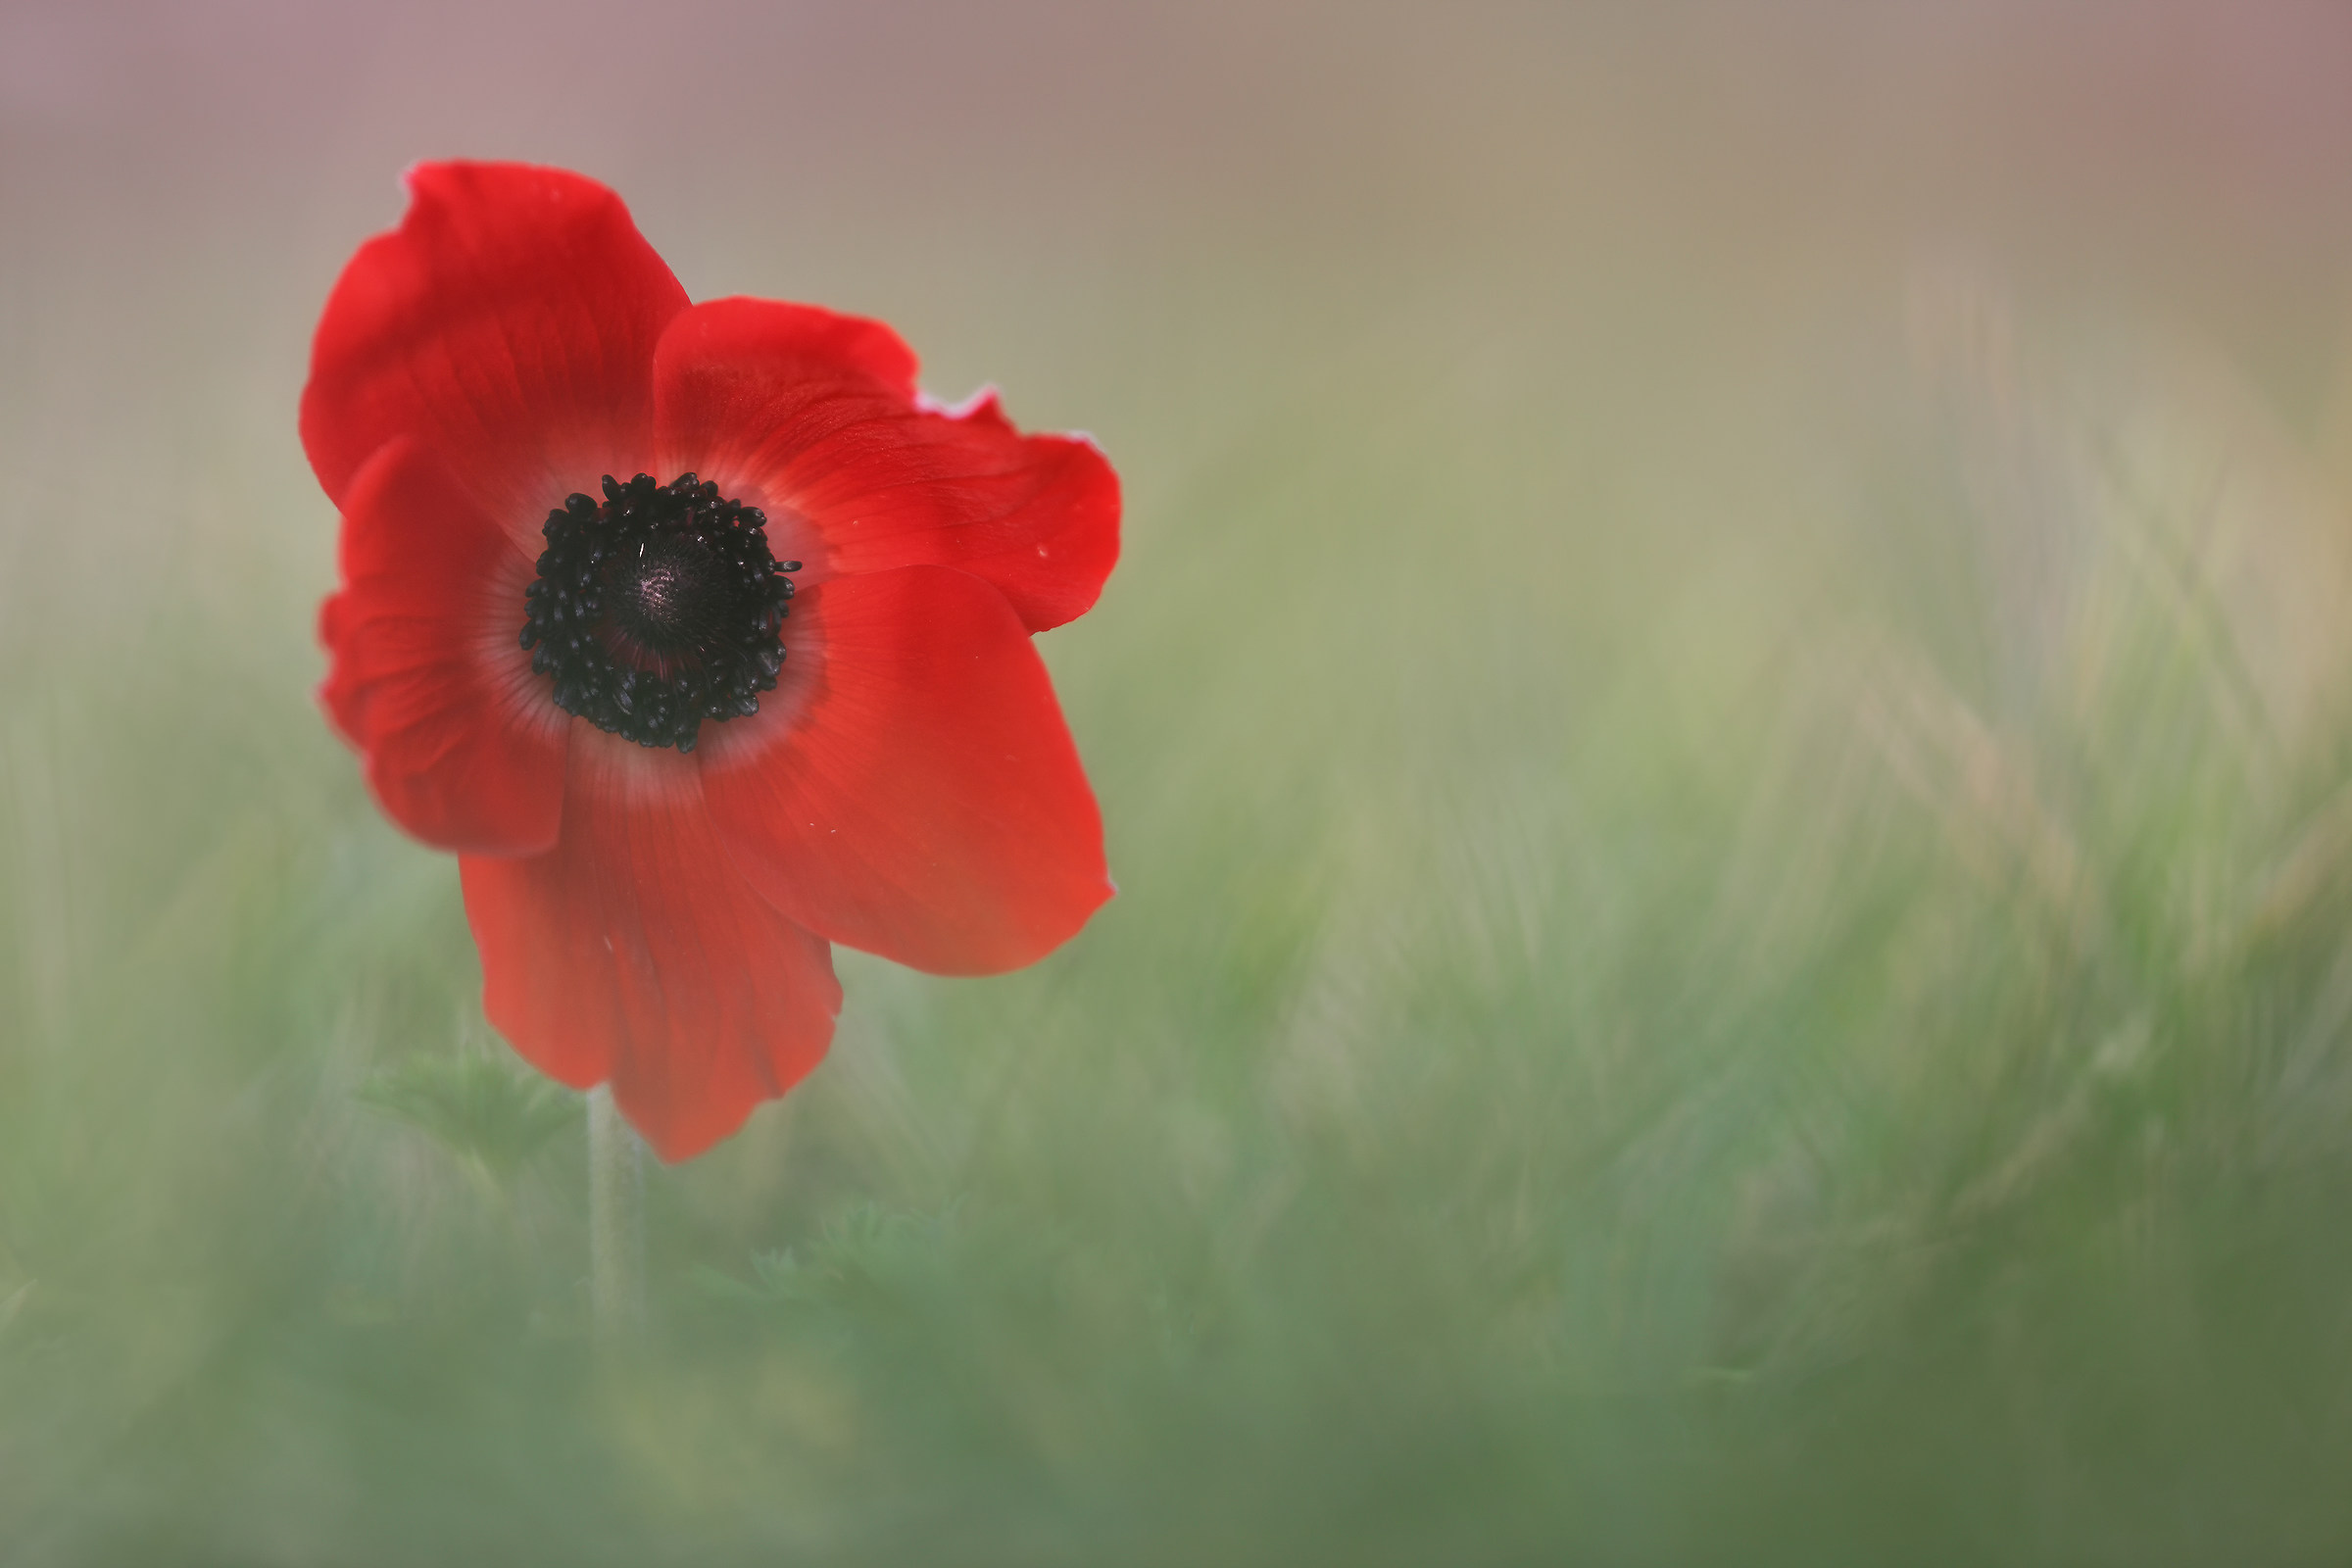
[358,1052,581,1193]
[10,251,2352,1564]
[693,1201,966,1314]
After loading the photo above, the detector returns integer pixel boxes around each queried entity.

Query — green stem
[586,1085,645,1339]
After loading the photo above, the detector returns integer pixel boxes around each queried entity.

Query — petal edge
[701,564,1112,976]
[462,737,842,1161]
[321,439,569,857]
[654,297,1119,630]
[302,161,686,553]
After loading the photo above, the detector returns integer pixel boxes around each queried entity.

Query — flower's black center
[520,473,800,753]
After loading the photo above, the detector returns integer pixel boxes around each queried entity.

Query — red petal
[460,735,842,1161]
[699,565,1111,976]
[301,161,687,554]
[320,439,568,856]
[653,297,1119,631]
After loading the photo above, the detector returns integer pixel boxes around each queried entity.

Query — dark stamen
[519,472,796,752]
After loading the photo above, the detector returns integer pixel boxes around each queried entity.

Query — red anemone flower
[303,162,1116,1160]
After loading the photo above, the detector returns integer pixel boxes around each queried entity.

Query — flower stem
[586,1085,645,1340]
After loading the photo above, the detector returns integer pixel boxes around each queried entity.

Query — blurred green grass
[11,7,2352,1561]
[10,250,2352,1566]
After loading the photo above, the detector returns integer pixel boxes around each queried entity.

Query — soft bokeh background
[10,3,2352,1561]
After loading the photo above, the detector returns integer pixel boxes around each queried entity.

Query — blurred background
[10,2,2352,1561]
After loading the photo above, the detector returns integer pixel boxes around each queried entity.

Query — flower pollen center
[612,535,733,655]
[519,472,802,753]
